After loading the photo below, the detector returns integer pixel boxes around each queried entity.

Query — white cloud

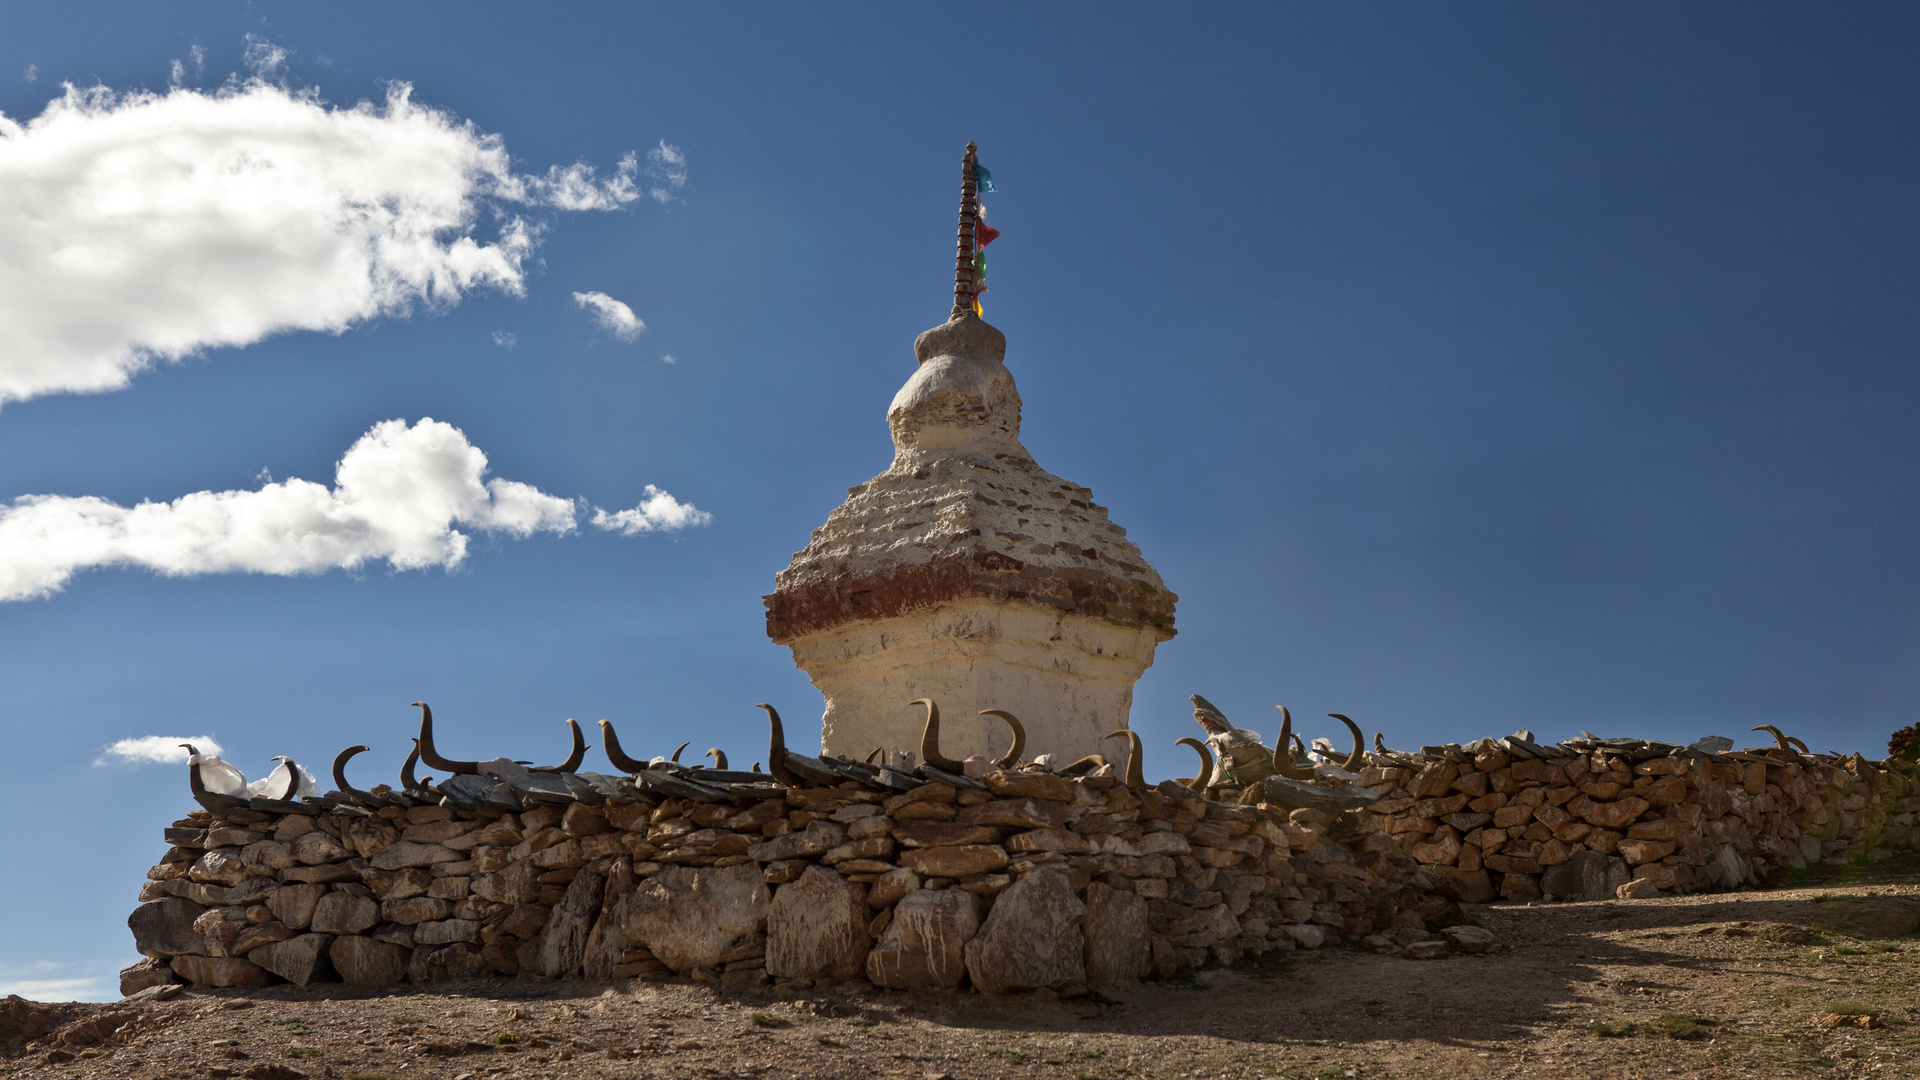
[573,291,645,341]
[492,330,516,349]
[661,354,677,364]
[0,77,656,407]
[94,734,224,766]
[0,417,709,601]
[646,140,687,203]
[22,65,36,83]
[0,417,582,601]
[591,485,712,535]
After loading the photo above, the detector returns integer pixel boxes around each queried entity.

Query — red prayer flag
[976,222,1001,247]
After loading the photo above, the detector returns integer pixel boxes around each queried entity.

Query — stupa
[765,144,1177,763]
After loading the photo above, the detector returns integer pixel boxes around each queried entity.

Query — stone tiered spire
[764,145,1178,763]
[951,142,981,321]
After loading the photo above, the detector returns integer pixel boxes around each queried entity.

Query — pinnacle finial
[951,142,981,321]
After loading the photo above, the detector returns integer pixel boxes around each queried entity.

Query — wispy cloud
[95,735,224,766]
[0,961,116,1003]
[591,485,711,535]
[492,331,516,349]
[661,354,677,364]
[22,65,36,84]
[0,418,709,601]
[0,75,654,407]
[573,291,645,341]
[645,140,687,203]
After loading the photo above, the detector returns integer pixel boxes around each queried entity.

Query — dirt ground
[12,873,1920,1080]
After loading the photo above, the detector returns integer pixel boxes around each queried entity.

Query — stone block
[118,957,181,997]
[982,770,1074,803]
[1083,881,1150,985]
[416,919,481,945]
[311,892,380,935]
[767,866,872,980]
[330,935,408,984]
[248,933,337,987]
[866,887,980,989]
[382,897,455,925]
[170,955,276,988]
[618,863,769,972]
[900,845,1010,878]
[129,897,207,958]
[1540,849,1629,902]
[963,868,1086,994]
[266,883,326,930]
[532,867,604,978]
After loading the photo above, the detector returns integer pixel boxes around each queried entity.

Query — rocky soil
[13,876,1920,1080]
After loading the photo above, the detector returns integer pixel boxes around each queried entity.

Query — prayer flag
[976,222,1001,247]
[975,163,996,193]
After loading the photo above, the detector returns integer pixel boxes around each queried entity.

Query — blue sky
[2,4,1917,998]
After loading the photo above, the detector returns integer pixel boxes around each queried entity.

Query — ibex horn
[412,702,479,775]
[1374,732,1389,755]
[865,747,884,765]
[1329,714,1366,771]
[402,738,434,792]
[1752,725,1792,752]
[1058,754,1107,776]
[181,744,207,799]
[529,719,588,774]
[1786,736,1810,755]
[979,709,1026,769]
[274,757,304,801]
[1175,737,1213,791]
[759,703,796,786]
[1106,729,1145,788]
[1272,706,1314,780]
[706,748,728,770]
[670,741,690,764]
[915,699,965,773]
[598,720,650,773]
[332,745,377,806]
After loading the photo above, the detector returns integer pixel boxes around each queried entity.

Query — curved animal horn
[402,739,434,792]
[413,702,479,775]
[979,710,1026,769]
[1752,724,1792,752]
[865,747,884,765]
[332,745,376,805]
[274,758,304,801]
[1328,714,1366,771]
[915,699,965,773]
[758,704,796,786]
[1786,736,1810,755]
[1174,737,1213,791]
[1374,732,1389,755]
[1272,706,1314,780]
[531,719,588,774]
[706,748,728,770]
[181,744,207,798]
[1058,754,1107,776]
[752,762,763,773]
[670,741,690,764]
[1105,729,1145,788]
[598,720,650,773]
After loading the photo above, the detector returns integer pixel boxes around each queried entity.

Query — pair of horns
[412,702,586,775]
[1753,725,1810,755]
[915,699,1027,773]
[1270,708,1367,778]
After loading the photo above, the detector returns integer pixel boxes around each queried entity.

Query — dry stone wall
[124,738,1920,998]
[123,769,1459,997]
[1350,737,1920,905]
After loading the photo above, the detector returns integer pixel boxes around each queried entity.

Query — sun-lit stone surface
[766,315,1177,761]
